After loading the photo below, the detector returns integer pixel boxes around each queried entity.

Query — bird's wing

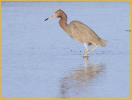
[69,21,101,43]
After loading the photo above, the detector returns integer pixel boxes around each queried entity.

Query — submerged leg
[84,56,89,67]
[83,43,89,57]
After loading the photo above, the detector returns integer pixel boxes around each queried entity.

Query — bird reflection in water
[59,56,105,98]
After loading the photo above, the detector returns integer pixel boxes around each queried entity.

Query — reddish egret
[45,9,107,57]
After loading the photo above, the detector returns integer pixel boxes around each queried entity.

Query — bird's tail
[99,39,107,47]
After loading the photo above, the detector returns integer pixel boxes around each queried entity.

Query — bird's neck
[59,13,69,32]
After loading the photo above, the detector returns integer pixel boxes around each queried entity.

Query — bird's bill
[44,18,49,21]
[44,13,57,21]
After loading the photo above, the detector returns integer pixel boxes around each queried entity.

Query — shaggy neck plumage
[59,12,68,32]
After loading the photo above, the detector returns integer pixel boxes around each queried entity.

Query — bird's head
[44,9,65,21]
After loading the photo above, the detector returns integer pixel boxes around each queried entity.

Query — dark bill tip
[44,18,49,21]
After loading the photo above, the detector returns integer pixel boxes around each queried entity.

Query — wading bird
[45,9,106,57]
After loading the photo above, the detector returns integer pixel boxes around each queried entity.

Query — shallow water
[2,2,130,98]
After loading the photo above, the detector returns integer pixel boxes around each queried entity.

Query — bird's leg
[83,43,89,57]
[84,49,88,57]
[89,45,98,54]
